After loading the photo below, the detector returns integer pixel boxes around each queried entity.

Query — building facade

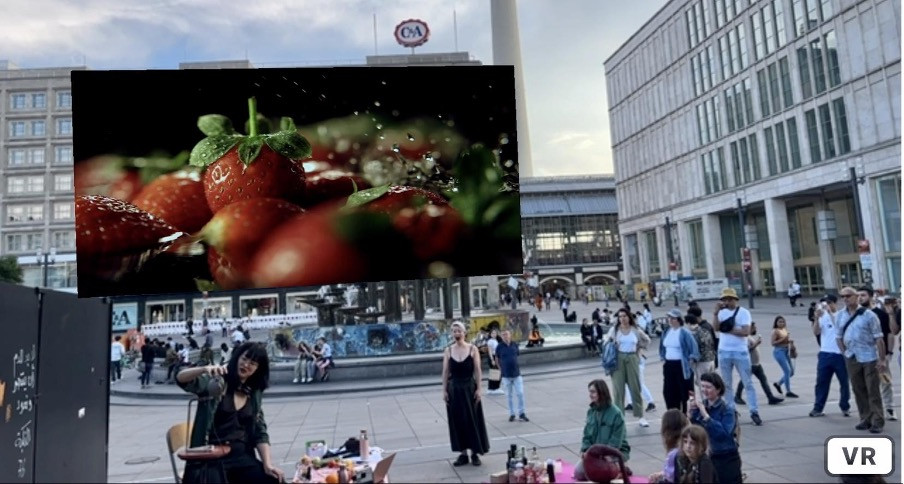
[515,175,621,300]
[1,62,82,290]
[605,0,900,297]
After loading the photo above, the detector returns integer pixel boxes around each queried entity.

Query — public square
[107,296,901,483]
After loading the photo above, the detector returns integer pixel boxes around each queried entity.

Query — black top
[448,352,475,381]
[210,393,254,444]
[872,307,892,355]
[140,344,156,363]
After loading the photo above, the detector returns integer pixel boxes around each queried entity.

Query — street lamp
[849,166,872,287]
[36,247,56,287]
[664,217,679,307]
[736,199,755,309]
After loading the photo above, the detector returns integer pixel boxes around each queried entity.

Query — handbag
[582,444,631,484]
[718,307,740,333]
[488,368,502,381]
[789,342,798,359]
[178,377,231,462]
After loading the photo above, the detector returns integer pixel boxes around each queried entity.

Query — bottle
[521,446,528,466]
[546,458,556,483]
[358,429,369,460]
[337,466,348,484]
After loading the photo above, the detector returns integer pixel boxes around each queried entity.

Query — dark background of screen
[71,66,518,165]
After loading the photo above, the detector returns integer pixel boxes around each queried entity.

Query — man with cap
[714,287,763,425]
[809,294,851,418]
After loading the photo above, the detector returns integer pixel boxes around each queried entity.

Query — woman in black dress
[442,321,490,466]
[177,342,284,483]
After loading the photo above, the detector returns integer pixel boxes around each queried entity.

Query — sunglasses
[841,294,857,299]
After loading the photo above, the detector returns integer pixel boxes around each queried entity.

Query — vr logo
[826,436,895,476]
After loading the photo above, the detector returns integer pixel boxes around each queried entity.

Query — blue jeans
[502,376,525,417]
[773,347,794,392]
[814,352,851,412]
[719,350,758,414]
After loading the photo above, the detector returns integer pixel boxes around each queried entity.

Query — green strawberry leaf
[245,115,273,135]
[197,114,236,137]
[194,278,222,293]
[137,151,191,185]
[280,117,297,131]
[189,135,243,168]
[237,136,264,165]
[264,130,312,160]
[344,184,391,209]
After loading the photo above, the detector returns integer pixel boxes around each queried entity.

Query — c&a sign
[394,19,430,48]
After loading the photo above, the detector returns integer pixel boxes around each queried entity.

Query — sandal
[453,453,469,466]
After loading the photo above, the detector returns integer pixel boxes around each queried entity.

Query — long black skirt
[447,377,490,454]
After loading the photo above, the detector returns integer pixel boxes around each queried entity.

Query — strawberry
[357,185,448,214]
[74,156,143,202]
[76,195,184,255]
[392,204,466,261]
[304,170,371,207]
[131,170,213,233]
[189,97,312,213]
[197,197,305,289]
[250,207,369,288]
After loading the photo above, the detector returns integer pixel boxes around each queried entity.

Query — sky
[0,0,667,177]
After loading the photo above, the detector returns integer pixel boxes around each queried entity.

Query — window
[54,146,73,164]
[731,135,762,186]
[53,202,73,220]
[787,117,802,168]
[57,91,72,109]
[32,93,46,109]
[8,149,26,166]
[824,31,841,87]
[793,0,833,36]
[757,70,770,116]
[688,220,707,270]
[818,104,836,159]
[7,204,44,223]
[725,79,754,132]
[7,176,44,194]
[9,121,26,137]
[775,121,790,172]
[53,231,76,250]
[31,121,45,137]
[779,57,794,107]
[805,109,822,162]
[810,38,827,94]
[767,63,781,114]
[764,126,777,175]
[10,94,27,109]
[752,11,765,60]
[685,1,710,48]
[54,174,72,191]
[56,118,72,136]
[5,233,44,253]
[798,47,813,99]
[832,98,850,154]
[702,147,727,194]
[765,117,801,175]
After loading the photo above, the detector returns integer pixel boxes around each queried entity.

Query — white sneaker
[638,418,650,427]
[292,378,299,383]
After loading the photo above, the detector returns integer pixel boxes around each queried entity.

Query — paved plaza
[108,296,902,483]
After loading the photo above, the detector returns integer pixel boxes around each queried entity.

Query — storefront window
[877,175,901,292]
[192,297,232,320]
[240,295,278,317]
[147,301,186,323]
[286,292,318,314]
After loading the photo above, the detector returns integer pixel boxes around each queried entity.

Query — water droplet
[374,101,381,107]
[293,81,299,86]
[392,144,400,153]
[391,109,400,117]
[275,93,282,98]
[375,123,383,130]
[381,80,387,85]
[320,93,327,99]
[446,120,455,127]
[451,187,459,192]
[488,84,493,89]
[504,160,514,168]
[499,135,510,145]
[301,89,307,94]
[444,137,451,142]
[488,116,494,121]
[424,154,434,162]
[407,133,415,141]
[353,111,359,116]
[317,126,328,136]
[379,134,385,140]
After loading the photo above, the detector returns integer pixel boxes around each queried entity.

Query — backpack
[601,340,618,376]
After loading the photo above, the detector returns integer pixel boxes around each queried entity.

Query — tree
[0,255,24,284]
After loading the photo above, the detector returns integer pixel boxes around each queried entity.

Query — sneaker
[292,378,299,383]
[855,421,871,430]
[869,426,884,434]
[809,410,825,417]
[638,418,650,427]
[785,392,800,398]
[751,413,763,426]
[734,396,747,405]
[471,453,482,466]
[519,414,530,422]
[768,397,784,405]
[887,409,898,421]
[646,403,656,412]
[509,415,516,422]
[772,383,783,395]
[842,410,851,417]
[625,404,634,411]
[453,454,469,466]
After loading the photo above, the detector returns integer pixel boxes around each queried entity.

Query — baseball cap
[667,308,683,319]
[820,294,838,303]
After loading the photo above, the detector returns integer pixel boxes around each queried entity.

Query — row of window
[687,0,747,48]
[695,96,723,145]
[751,0,788,61]
[6,202,74,223]
[5,231,75,252]
[7,174,73,194]
[8,118,71,138]
[719,24,750,79]
[798,31,842,100]
[757,57,794,117]
[7,146,74,165]
[8,91,72,111]
[701,97,850,194]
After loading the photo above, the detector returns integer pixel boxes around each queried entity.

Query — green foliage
[448,144,521,240]
[0,255,24,284]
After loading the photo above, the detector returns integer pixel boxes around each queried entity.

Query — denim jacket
[178,372,269,449]
[659,326,700,380]
[689,397,737,455]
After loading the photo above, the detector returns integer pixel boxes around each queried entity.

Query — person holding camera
[714,287,762,426]
[809,294,851,417]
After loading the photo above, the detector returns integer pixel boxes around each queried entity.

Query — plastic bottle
[358,429,369,460]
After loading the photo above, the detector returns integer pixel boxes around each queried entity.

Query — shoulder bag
[718,307,741,333]
[178,376,231,461]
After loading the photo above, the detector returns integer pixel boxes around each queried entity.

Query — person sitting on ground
[574,379,631,481]
[676,424,717,483]
[648,409,689,483]
[527,322,545,347]
[580,319,596,355]
[686,372,741,484]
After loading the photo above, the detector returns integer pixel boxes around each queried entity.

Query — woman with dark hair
[177,342,283,483]
[442,321,490,466]
[606,309,651,427]
[574,379,631,481]
[686,372,741,484]
[659,310,701,413]
[486,328,503,394]
[770,315,798,398]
